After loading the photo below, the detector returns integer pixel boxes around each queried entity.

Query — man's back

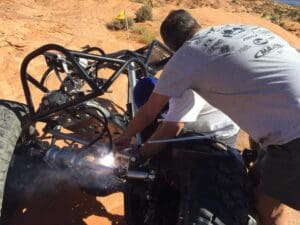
[155,24,300,147]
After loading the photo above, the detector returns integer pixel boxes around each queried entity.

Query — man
[115,9,300,225]
[132,76,239,158]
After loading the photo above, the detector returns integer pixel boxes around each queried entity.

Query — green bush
[270,14,278,23]
[106,18,134,31]
[261,12,267,18]
[139,29,155,44]
[273,8,283,16]
[287,9,298,18]
[176,0,183,5]
[279,21,285,27]
[135,4,153,23]
[131,25,155,44]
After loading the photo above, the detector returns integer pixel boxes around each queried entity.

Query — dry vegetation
[125,0,300,37]
[105,0,300,45]
[179,0,300,36]
[230,0,300,36]
[106,2,154,44]
[131,24,157,44]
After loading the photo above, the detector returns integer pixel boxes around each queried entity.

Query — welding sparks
[97,152,117,168]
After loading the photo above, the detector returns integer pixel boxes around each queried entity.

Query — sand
[0,0,299,224]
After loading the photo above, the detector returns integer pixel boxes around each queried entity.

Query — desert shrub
[273,8,283,16]
[139,29,155,44]
[279,21,285,27]
[106,17,134,31]
[135,4,153,23]
[287,9,300,23]
[176,0,183,5]
[270,14,279,23]
[287,9,298,18]
[131,25,155,44]
[261,12,267,18]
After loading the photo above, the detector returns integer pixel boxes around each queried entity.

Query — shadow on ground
[1,153,125,225]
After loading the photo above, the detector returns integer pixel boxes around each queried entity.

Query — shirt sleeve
[164,89,206,122]
[154,46,196,98]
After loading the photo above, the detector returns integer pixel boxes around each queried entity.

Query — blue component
[134,77,158,108]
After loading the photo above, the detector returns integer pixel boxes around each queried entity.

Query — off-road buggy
[0,40,257,225]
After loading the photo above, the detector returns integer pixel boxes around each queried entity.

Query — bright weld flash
[97,152,116,168]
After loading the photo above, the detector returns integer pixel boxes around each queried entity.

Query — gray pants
[259,137,300,210]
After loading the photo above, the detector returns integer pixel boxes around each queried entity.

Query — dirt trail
[0,0,299,224]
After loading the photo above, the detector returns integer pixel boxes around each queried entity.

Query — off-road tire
[0,100,28,219]
[124,139,257,225]
[124,179,180,225]
[182,154,257,225]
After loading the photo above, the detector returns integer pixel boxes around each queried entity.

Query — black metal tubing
[27,73,49,93]
[69,50,126,64]
[21,44,100,114]
[105,49,146,61]
[20,43,147,126]
[101,58,146,91]
[82,46,105,55]
[40,67,54,87]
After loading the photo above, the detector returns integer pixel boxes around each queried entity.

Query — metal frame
[20,41,173,134]
[20,45,143,122]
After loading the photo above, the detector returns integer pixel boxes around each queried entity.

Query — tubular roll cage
[20,40,173,127]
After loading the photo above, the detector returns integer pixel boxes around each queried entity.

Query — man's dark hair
[160,9,201,51]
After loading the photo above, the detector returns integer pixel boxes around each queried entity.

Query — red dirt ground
[0,0,299,224]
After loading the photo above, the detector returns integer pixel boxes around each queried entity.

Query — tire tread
[0,101,27,218]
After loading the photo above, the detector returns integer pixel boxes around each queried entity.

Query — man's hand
[114,145,145,169]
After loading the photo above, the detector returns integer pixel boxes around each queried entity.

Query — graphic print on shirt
[214,25,285,59]
[204,25,247,56]
[207,39,231,56]
[220,26,246,37]
[254,43,284,58]
[240,26,284,58]
[188,25,286,61]
[253,38,268,45]
[190,25,250,57]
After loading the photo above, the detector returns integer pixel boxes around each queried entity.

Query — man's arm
[114,92,170,148]
[139,121,184,158]
[139,89,203,157]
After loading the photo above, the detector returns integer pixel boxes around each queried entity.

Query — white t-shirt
[154,24,300,147]
[164,89,239,138]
